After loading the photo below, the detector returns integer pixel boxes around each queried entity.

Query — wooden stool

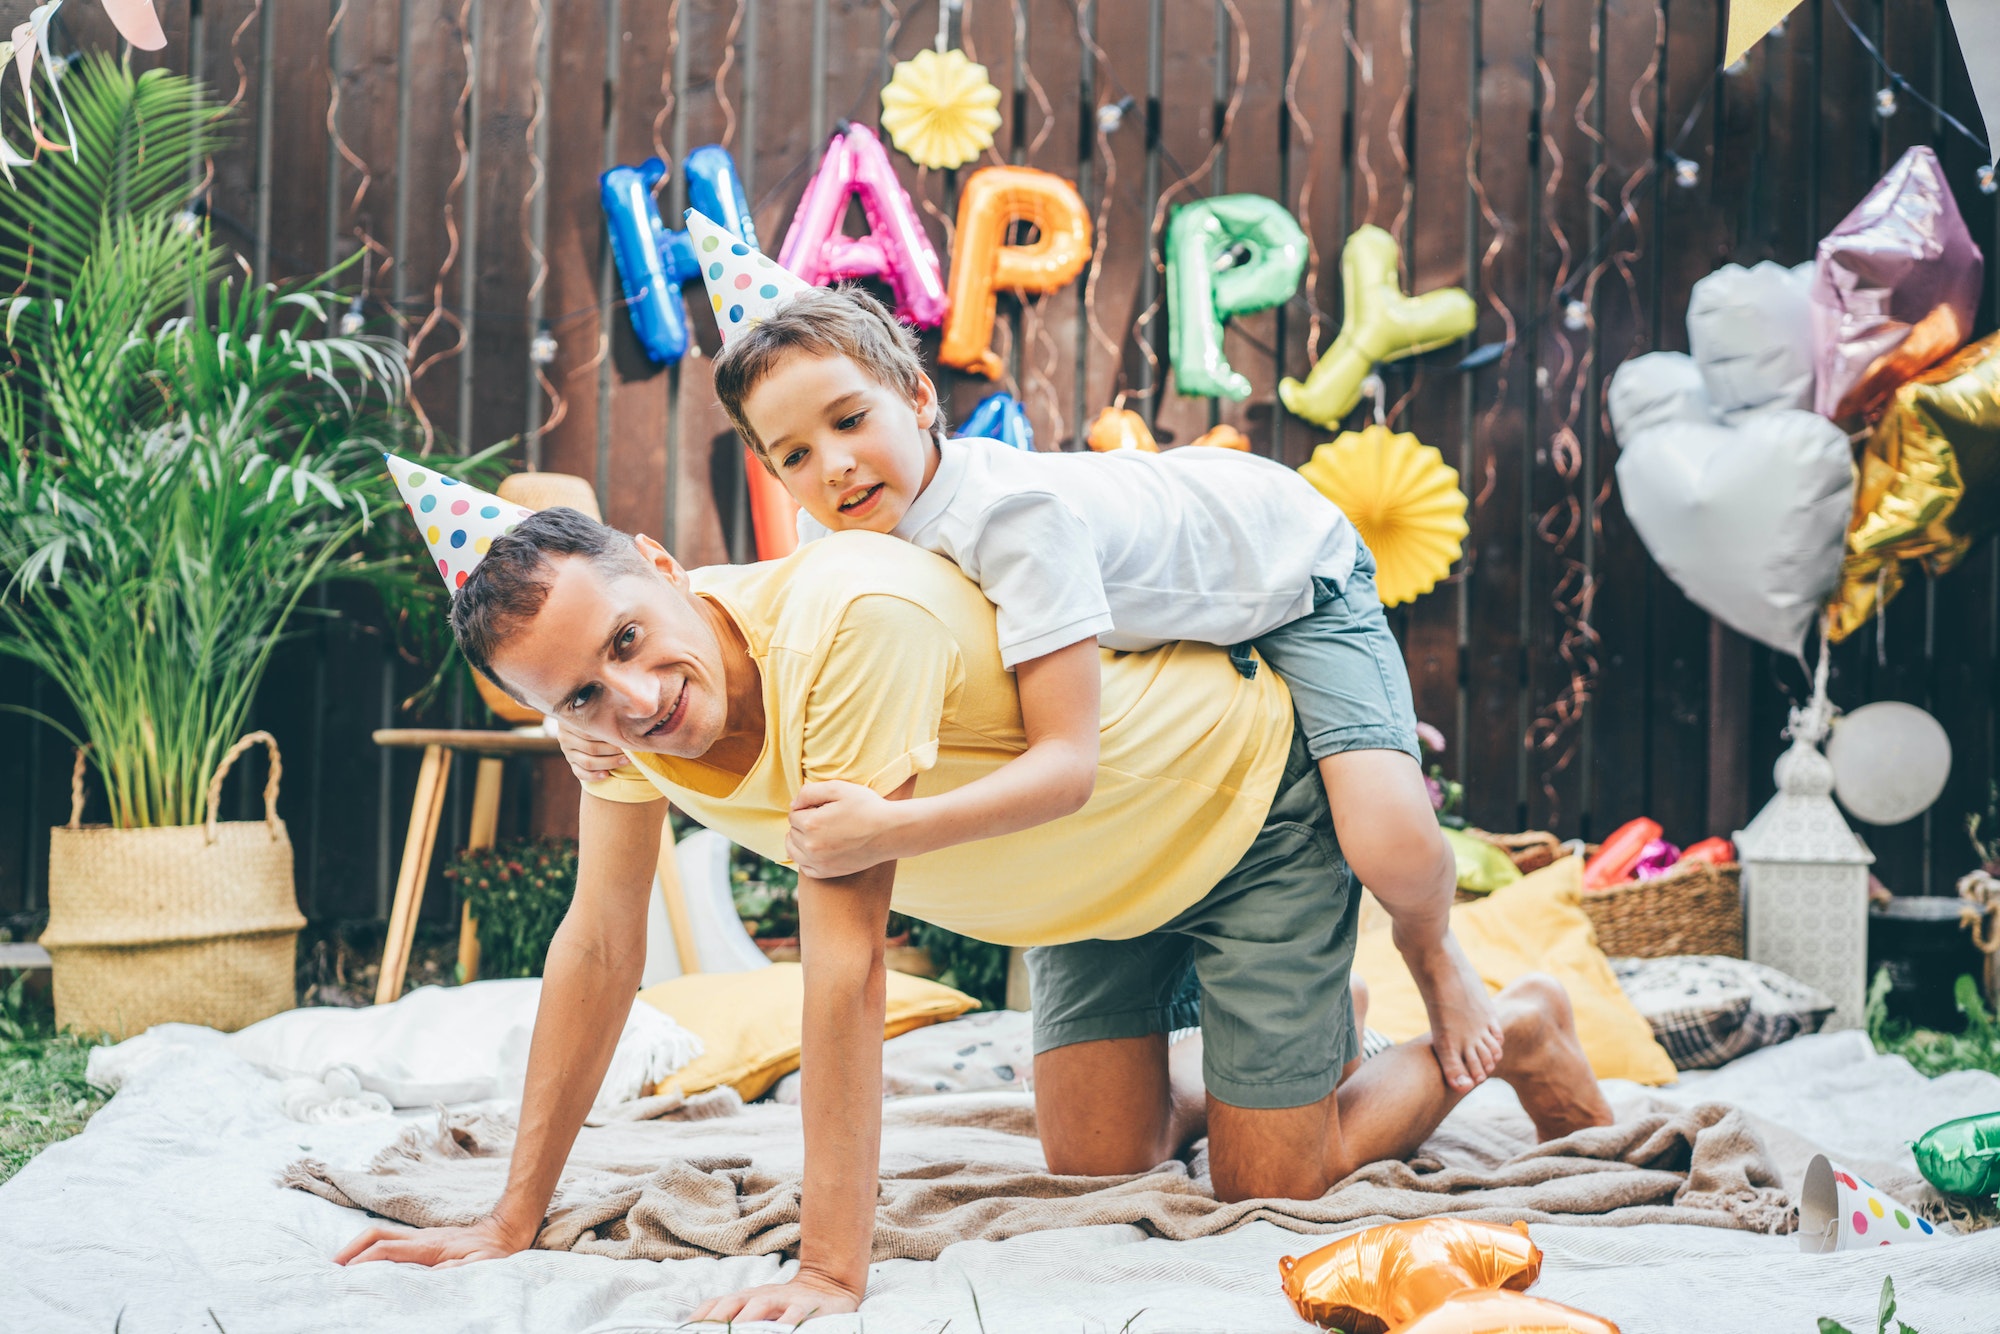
[370,728,699,1002]
[371,728,561,1004]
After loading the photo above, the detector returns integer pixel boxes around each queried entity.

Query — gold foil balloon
[1278,226,1479,428]
[1390,1289,1622,1334]
[1828,330,2000,640]
[879,48,1002,171]
[1279,1219,1543,1333]
[1297,424,1468,606]
[1086,406,1158,452]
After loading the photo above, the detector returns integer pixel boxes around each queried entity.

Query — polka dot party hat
[382,453,537,594]
[686,207,812,341]
[1798,1153,1944,1252]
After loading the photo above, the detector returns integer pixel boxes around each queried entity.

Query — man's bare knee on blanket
[334,510,1613,1325]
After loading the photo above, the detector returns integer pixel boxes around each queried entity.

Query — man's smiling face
[488,541,732,759]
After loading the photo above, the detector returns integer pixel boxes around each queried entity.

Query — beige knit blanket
[282,1090,1794,1262]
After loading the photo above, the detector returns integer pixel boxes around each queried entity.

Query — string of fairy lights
[111,0,1997,827]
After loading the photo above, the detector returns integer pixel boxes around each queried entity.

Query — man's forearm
[793,856,898,1297]
[490,923,647,1241]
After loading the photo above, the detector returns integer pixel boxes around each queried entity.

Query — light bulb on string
[1725,58,1748,77]
[1875,86,1898,119]
[1096,95,1136,135]
[1980,164,1997,196]
[530,322,558,367]
[338,297,364,337]
[1562,299,1589,332]
[172,207,201,236]
[1672,156,1700,189]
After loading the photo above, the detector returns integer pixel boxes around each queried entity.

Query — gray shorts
[1229,546,1421,764]
[1025,728,1360,1110]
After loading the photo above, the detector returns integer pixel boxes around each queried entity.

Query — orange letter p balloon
[940,166,1091,378]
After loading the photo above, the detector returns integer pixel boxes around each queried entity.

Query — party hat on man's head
[383,453,537,593]
[686,208,812,341]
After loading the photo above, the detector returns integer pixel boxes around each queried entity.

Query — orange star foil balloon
[1279,1219,1543,1334]
[1390,1288,1622,1334]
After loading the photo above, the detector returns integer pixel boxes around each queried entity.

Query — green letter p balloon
[1167,195,1308,400]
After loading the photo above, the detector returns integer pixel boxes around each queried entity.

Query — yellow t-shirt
[585,531,1294,947]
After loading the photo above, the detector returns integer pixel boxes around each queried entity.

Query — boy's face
[745,351,940,535]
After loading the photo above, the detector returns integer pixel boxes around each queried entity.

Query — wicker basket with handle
[1582,858,1744,960]
[39,732,306,1039]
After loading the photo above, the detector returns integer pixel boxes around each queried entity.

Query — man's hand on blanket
[333,1217,528,1270]
[688,1271,864,1326]
[554,718,627,784]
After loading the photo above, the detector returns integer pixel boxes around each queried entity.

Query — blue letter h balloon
[601,146,756,365]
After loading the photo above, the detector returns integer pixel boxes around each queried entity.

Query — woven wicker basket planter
[1582,859,1744,960]
[38,733,306,1040]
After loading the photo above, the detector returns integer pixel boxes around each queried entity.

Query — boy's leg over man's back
[1025,727,1612,1199]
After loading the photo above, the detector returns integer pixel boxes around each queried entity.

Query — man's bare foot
[1490,974,1614,1140]
[1400,932,1503,1092]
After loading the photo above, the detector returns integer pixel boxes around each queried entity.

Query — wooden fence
[1,0,1995,931]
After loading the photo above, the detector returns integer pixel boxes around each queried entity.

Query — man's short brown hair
[711,285,948,473]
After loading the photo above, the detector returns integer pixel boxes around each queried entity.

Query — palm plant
[0,54,466,827]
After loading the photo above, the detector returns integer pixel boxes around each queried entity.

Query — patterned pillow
[773,1008,1035,1103]
[1612,954,1835,1071]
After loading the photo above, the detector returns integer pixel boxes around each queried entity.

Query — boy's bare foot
[1490,974,1614,1140]
[1401,932,1504,1092]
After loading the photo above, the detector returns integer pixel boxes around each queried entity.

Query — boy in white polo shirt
[558,266,1500,1094]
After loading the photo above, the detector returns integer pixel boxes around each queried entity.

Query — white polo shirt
[797,438,1357,669]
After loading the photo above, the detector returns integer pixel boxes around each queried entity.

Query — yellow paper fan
[880,48,1003,170]
[1297,425,1469,606]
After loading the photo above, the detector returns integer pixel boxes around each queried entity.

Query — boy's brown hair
[711,285,949,474]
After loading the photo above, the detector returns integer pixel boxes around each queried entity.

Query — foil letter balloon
[778,122,949,329]
[1913,1111,2000,1198]
[600,146,756,364]
[1390,1290,1622,1334]
[1296,424,1468,607]
[1828,329,2000,639]
[1166,194,1308,400]
[956,392,1035,451]
[940,166,1092,379]
[1811,145,1983,423]
[1279,226,1478,428]
[1607,350,1853,655]
[1280,1219,1543,1333]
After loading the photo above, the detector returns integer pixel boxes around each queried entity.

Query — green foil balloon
[1166,195,1308,400]
[1913,1111,2000,1198]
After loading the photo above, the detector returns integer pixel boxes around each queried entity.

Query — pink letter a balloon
[778,122,950,328]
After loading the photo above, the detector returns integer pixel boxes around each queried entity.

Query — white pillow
[225,978,703,1112]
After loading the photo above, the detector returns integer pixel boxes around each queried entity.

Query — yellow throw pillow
[636,963,979,1100]
[1353,855,1677,1085]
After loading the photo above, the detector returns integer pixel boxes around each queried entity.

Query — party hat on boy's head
[686,208,811,341]
[382,453,537,593]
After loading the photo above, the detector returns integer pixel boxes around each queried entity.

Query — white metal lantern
[1733,661,1875,1029]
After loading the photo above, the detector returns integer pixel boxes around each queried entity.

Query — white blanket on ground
[3,1027,1997,1333]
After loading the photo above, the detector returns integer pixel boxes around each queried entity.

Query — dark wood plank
[465,0,537,460]
[259,0,331,283]
[1020,0,1085,451]
[401,0,480,449]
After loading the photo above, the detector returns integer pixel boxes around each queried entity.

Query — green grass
[0,971,110,1185]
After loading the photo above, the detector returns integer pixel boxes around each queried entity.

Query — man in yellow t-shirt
[335,511,1611,1322]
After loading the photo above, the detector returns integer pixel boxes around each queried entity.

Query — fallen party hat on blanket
[382,453,536,593]
[1799,1154,1944,1252]
[687,207,812,341]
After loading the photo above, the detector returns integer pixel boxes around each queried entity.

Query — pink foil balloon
[778,122,950,329]
[1810,146,1983,422]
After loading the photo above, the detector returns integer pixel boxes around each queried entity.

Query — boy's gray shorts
[1024,727,1360,1110]
[1229,545,1422,765]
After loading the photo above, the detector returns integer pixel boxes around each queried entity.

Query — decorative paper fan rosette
[880,48,1002,170]
[1297,424,1468,606]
